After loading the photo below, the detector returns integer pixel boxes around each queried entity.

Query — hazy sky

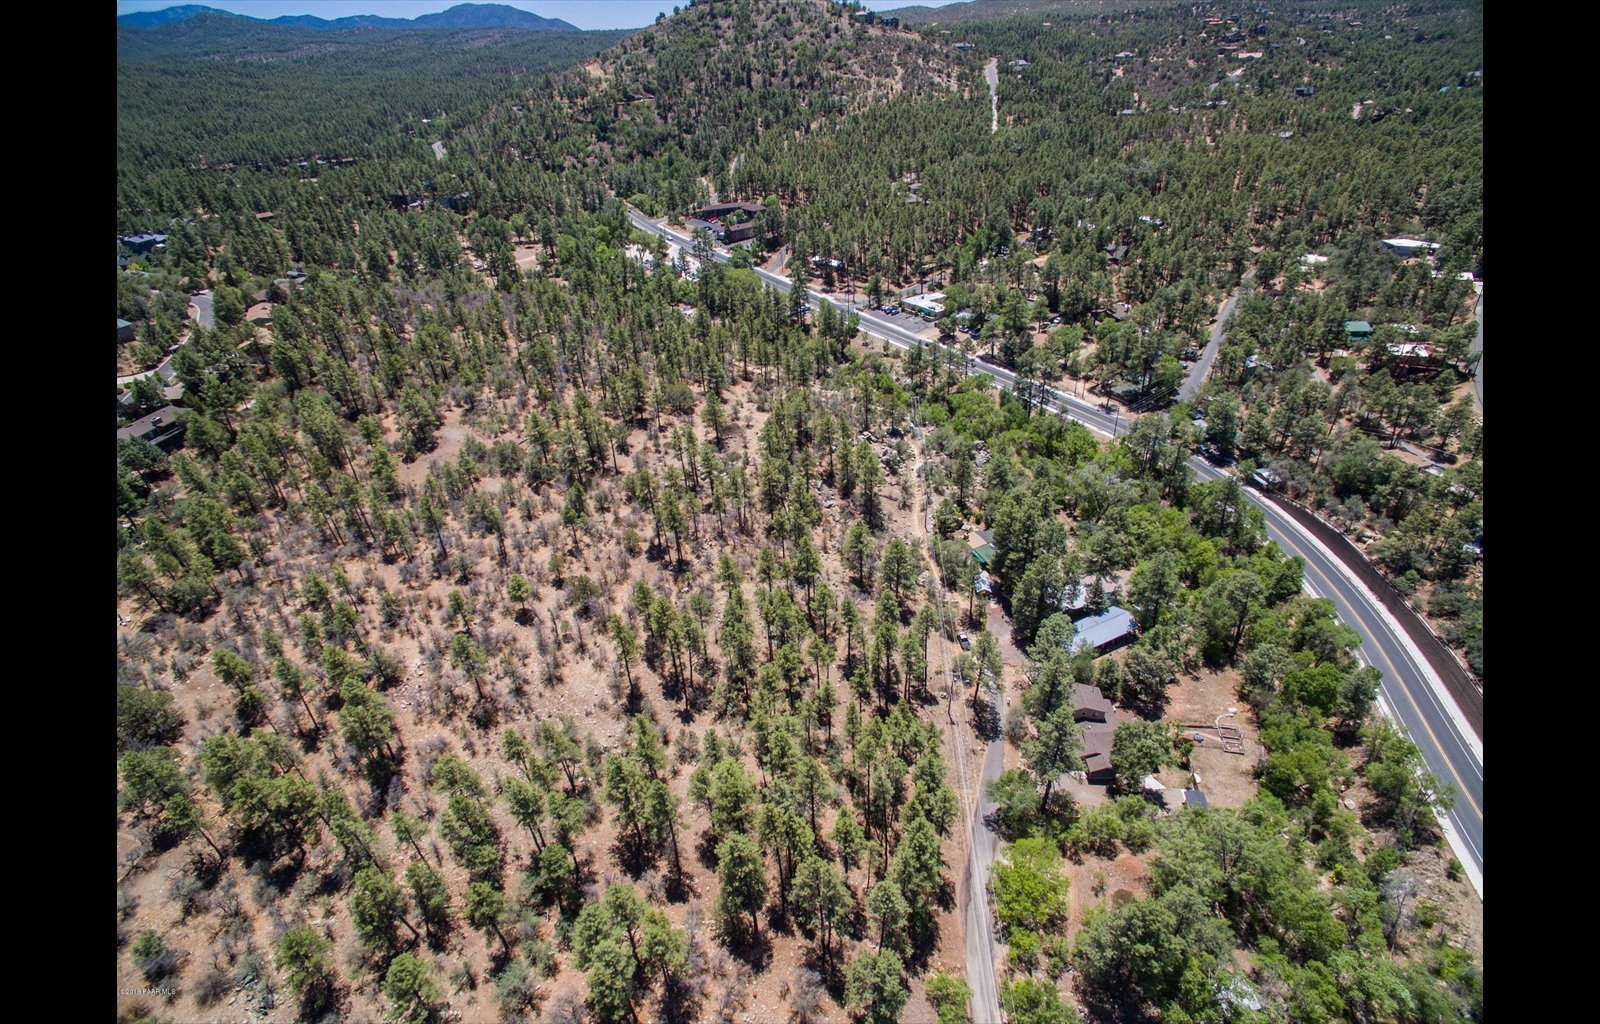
[116,0,964,32]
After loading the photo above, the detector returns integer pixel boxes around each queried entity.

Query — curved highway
[625,209,1484,1005]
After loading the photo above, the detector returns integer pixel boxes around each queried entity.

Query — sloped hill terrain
[458,0,966,210]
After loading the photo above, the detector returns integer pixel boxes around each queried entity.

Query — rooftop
[1069,607,1137,653]
[118,405,185,443]
[1071,682,1113,718]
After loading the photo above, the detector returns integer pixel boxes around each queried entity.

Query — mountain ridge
[118,3,579,33]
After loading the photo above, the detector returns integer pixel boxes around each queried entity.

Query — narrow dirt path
[913,440,1002,1024]
[984,58,999,133]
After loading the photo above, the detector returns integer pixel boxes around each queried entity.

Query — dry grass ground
[118,357,980,1024]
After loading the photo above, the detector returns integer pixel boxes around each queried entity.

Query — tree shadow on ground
[663,869,697,904]
[695,830,721,871]
[722,922,773,971]
[610,829,660,880]
[967,691,1002,741]
[800,943,847,1001]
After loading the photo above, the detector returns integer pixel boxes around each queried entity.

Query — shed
[118,318,136,344]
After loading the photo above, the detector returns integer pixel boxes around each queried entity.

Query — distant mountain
[117,4,240,29]
[119,3,578,33]
[412,4,575,31]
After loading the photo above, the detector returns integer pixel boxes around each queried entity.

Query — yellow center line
[1306,560,1482,821]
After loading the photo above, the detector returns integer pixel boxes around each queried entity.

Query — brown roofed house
[1071,683,1113,723]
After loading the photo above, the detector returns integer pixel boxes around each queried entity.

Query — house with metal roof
[120,232,168,253]
[1345,320,1373,340]
[1068,607,1138,654]
[969,527,997,568]
[1382,238,1441,258]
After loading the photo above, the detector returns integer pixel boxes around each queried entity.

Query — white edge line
[1259,499,1482,764]
[1375,691,1484,900]
[633,210,1486,898]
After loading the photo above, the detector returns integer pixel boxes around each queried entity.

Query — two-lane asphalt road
[626,207,1484,954]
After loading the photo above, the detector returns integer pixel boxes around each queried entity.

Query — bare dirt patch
[1160,666,1261,807]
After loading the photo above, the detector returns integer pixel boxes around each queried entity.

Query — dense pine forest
[117,2,1482,1023]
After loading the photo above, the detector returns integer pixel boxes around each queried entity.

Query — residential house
[1105,243,1129,265]
[1059,577,1110,618]
[1078,722,1117,785]
[1387,341,1438,372]
[1071,683,1113,723]
[1068,607,1138,655]
[968,528,997,569]
[120,232,168,253]
[1345,320,1373,341]
[1382,238,1442,258]
[693,201,762,220]
[1113,50,1136,62]
[118,405,186,448]
[1294,85,1316,97]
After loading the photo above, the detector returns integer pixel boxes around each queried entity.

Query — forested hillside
[118,3,1481,1023]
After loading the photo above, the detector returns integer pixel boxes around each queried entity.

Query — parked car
[958,631,972,650]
